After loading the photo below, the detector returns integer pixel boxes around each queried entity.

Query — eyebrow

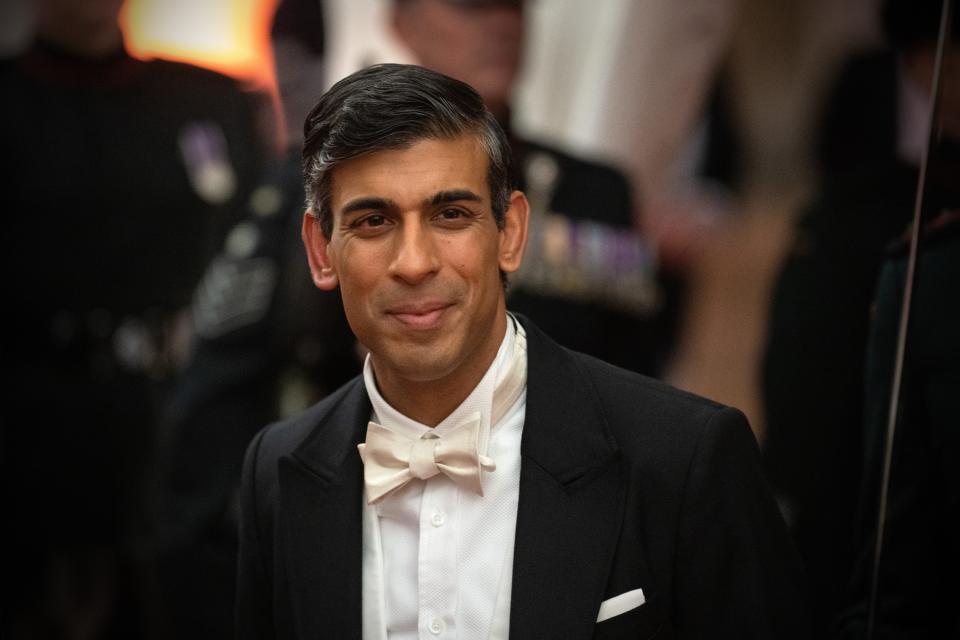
[340,196,395,216]
[428,189,484,207]
[339,190,484,217]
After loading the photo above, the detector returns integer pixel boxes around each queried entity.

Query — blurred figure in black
[0,0,270,637]
[392,0,674,375]
[761,0,960,633]
[154,2,357,638]
[838,5,960,635]
[836,210,960,639]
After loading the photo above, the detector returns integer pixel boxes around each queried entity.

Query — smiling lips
[387,302,453,329]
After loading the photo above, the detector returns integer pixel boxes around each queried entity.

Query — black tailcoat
[237,318,809,639]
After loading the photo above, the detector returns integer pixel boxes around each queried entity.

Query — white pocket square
[596,588,646,622]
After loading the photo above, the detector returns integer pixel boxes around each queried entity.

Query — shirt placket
[417,476,459,638]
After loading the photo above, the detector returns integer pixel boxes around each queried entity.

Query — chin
[376,341,461,383]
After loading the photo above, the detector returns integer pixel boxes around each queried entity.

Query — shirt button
[430,511,445,527]
[428,617,445,635]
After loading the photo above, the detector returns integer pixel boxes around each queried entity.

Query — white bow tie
[358,412,496,504]
[358,320,527,504]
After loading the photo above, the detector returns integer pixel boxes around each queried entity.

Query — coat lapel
[510,319,627,640]
[277,378,370,640]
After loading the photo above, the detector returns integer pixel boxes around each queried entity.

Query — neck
[375,377,476,428]
[371,312,508,427]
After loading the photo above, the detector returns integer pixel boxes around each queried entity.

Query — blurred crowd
[1,0,957,638]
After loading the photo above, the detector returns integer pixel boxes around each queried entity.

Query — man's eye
[438,208,465,220]
[358,214,387,227]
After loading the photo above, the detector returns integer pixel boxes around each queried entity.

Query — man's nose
[388,219,440,284]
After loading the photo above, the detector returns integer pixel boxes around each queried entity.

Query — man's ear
[302,210,339,290]
[499,190,529,274]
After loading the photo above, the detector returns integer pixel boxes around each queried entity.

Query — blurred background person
[389,0,676,376]
[837,3,960,636]
[0,0,271,637]
[761,0,959,632]
[838,213,960,638]
[154,2,360,637]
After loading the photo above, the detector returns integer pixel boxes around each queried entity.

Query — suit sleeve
[236,428,275,639]
[673,407,812,638]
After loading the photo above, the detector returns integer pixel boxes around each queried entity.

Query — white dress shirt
[361,316,527,640]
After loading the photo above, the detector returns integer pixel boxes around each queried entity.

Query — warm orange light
[122,0,278,90]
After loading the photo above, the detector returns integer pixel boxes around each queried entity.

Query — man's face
[393,0,524,118]
[304,135,527,394]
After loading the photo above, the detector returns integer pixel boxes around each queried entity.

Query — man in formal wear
[236,63,808,639]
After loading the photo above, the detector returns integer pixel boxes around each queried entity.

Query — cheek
[336,288,364,331]
[450,242,492,277]
[338,278,376,320]
[335,244,383,291]
[335,265,379,326]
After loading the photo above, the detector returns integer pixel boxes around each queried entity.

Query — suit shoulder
[571,350,747,448]
[575,350,726,412]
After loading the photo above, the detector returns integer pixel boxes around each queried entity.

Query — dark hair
[302,63,514,238]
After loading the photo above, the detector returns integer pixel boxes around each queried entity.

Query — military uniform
[0,39,268,637]
[157,153,358,639]
[507,136,670,375]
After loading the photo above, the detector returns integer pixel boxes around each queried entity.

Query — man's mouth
[386,303,453,330]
